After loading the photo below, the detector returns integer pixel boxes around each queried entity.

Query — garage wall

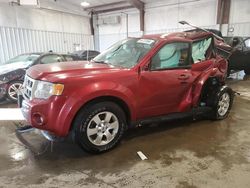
[0,2,93,64]
[145,0,218,33]
[97,0,218,51]
[228,0,250,37]
[98,12,142,51]
[97,0,250,51]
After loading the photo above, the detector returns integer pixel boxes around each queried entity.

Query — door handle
[178,74,190,80]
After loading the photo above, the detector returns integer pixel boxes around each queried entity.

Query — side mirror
[142,62,150,71]
[138,62,150,74]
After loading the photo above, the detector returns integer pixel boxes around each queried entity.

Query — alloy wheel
[8,82,23,101]
[86,111,119,146]
[217,92,230,117]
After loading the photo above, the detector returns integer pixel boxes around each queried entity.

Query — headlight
[34,80,64,99]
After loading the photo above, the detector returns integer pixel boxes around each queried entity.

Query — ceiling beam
[85,1,128,11]
[94,5,135,14]
[127,0,144,10]
[217,0,231,24]
[86,0,145,35]
[127,0,145,32]
[139,9,145,32]
[90,12,94,35]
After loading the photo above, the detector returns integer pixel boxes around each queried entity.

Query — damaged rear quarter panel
[191,58,227,107]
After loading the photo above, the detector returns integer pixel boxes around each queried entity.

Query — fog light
[32,113,44,126]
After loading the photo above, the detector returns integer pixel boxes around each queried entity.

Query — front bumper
[18,93,70,137]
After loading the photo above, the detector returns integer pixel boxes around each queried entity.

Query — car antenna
[179,21,224,41]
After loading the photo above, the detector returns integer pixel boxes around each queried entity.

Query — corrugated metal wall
[98,25,219,52]
[99,31,143,52]
[0,26,94,64]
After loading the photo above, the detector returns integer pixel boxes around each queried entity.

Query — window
[4,54,40,65]
[244,38,250,48]
[63,55,74,61]
[151,42,190,70]
[89,51,99,57]
[93,38,156,68]
[192,37,212,63]
[40,55,64,64]
[81,51,87,56]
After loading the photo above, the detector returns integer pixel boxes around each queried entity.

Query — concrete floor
[1,74,250,188]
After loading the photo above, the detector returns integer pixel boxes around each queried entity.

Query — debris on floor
[137,151,148,160]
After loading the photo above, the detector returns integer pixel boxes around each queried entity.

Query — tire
[244,69,250,75]
[6,81,23,102]
[0,96,6,103]
[210,86,234,120]
[72,101,127,153]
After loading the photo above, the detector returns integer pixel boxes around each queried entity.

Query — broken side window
[192,38,212,63]
[151,42,190,70]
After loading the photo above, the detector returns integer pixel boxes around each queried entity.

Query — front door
[138,42,196,119]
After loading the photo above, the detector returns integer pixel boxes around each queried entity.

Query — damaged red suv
[19,31,234,153]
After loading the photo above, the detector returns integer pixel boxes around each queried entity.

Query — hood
[0,61,30,75]
[27,61,126,81]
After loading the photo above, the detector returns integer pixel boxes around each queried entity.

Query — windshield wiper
[91,60,115,66]
[91,59,107,64]
[91,59,126,68]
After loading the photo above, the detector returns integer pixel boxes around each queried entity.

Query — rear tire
[210,86,234,120]
[72,101,126,153]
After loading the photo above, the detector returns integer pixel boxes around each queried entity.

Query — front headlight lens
[34,80,64,99]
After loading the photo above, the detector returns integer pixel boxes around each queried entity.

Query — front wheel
[73,101,127,153]
[211,86,234,120]
[6,81,23,102]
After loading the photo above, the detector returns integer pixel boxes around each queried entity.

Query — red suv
[19,31,234,153]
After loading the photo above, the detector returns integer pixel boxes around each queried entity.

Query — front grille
[23,75,36,100]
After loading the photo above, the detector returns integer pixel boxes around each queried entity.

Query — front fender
[56,81,137,136]
[5,69,26,82]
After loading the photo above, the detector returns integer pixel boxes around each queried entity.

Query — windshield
[4,54,40,65]
[93,38,156,68]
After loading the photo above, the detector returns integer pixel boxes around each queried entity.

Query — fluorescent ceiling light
[81,1,90,7]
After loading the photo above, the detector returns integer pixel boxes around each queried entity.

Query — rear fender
[192,68,219,107]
